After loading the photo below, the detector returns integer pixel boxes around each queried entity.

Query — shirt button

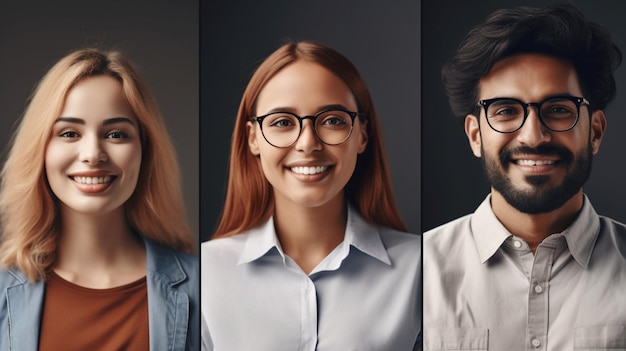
[513,240,522,248]
[532,338,541,347]
[534,285,543,294]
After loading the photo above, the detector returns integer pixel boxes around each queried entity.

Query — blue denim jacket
[0,237,199,351]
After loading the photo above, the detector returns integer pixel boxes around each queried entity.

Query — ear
[357,119,368,154]
[247,121,260,156]
[465,114,482,157]
[590,110,607,155]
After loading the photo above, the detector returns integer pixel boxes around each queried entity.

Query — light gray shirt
[424,195,626,351]
[202,206,421,351]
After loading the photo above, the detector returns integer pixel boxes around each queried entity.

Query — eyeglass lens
[260,110,354,147]
[486,97,580,132]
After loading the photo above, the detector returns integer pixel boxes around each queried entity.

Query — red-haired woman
[202,41,421,350]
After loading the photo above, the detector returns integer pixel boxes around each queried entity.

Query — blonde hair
[0,49,193,281]
[214,41,405,238]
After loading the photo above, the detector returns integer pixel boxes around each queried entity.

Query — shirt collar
[237,218,282,265]
[345,206,392,266]
[471,194,600,267]
[471,194,512,263]
[236,205,391,266]
[560,195,600,268]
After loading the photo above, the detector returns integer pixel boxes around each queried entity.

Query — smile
[290,166,328,175]
[71,176,113,184]
[514,159,556,166]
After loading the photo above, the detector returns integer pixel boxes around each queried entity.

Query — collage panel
[0,0,199,349]
[200,1,422,350]
[423,0,626,350]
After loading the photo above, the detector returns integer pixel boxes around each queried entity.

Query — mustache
[499,145,574,165]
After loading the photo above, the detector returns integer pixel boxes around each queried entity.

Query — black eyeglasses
[477,95,590,133]
[251,108,365,148]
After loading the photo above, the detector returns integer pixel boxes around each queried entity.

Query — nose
[516,107,551,147]
[294,119,323,152]
[80,134,107,164]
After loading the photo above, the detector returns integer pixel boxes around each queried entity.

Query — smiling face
[465,53,606,214]
[247,60,368,210]
[45,75,142,216]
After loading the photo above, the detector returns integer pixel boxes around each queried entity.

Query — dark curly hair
[442,3,622,119]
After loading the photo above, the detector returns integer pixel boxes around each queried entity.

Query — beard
[481,142,592,214]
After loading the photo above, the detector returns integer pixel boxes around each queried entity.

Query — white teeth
[72,176,112,184]
[516,160,555,166]
[291,166,328,175]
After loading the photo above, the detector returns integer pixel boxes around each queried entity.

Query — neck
[54,205,146,288]
[273,194,347,274]
[490,188,584,252]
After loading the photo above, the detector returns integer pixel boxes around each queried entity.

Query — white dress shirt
[424,194,626,350]
[202,206,421,350]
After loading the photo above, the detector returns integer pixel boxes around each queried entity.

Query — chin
[62,200,124,216]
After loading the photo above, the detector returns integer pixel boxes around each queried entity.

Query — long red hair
[213,41,405,238]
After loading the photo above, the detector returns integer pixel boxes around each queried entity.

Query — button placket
[526,246,555,350]
[300,278,318,351]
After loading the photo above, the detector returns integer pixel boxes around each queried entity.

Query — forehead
[60,75,136,123]
[478,53,583,101]
[255,60,357,115]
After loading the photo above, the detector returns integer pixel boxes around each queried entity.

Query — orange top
[38,271,149,350]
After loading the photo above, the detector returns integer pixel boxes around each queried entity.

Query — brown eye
[59,130,79,138]
[106,130,129,139]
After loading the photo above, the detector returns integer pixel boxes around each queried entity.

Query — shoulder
[377,226,421,251]
[0,267,29,290]
[171,249,198,275]
[424,214,473,247]
[372,226,421,269]
[147,238,197,265]
[143,238,198,290]
[201,231,251,263]
[596,215,626,259]
[598,215,626,232]
[202,232,250,250]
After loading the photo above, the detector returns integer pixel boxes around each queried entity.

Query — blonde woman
[0,49,198,350]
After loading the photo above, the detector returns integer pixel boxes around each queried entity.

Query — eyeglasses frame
[477,95,590,133]
[251,108,366,148]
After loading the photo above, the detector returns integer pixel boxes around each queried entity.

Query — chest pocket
[424,328,488,351]
[575,326,626,350]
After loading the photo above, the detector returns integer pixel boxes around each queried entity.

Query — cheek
[108,142,142,180]
[44,141,69,176]
[480,132,511,156]
[337,141,361,174]
[125,144,143,179]
[256,143,285,174]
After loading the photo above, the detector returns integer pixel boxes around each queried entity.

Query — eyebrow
[264,104,352,115]
[486,93,578,102]
[55,117,136,126]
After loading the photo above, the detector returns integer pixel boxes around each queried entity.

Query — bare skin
[53,204,146,289]
[273,190,347,274]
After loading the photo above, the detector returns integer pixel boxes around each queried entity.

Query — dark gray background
[0,1,199,243]
[422,0,626,231]
[200,1,421,241]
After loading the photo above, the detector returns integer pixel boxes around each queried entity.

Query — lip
[509,155,561,174]
[68,171,117,194]
[285,161,333,182]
